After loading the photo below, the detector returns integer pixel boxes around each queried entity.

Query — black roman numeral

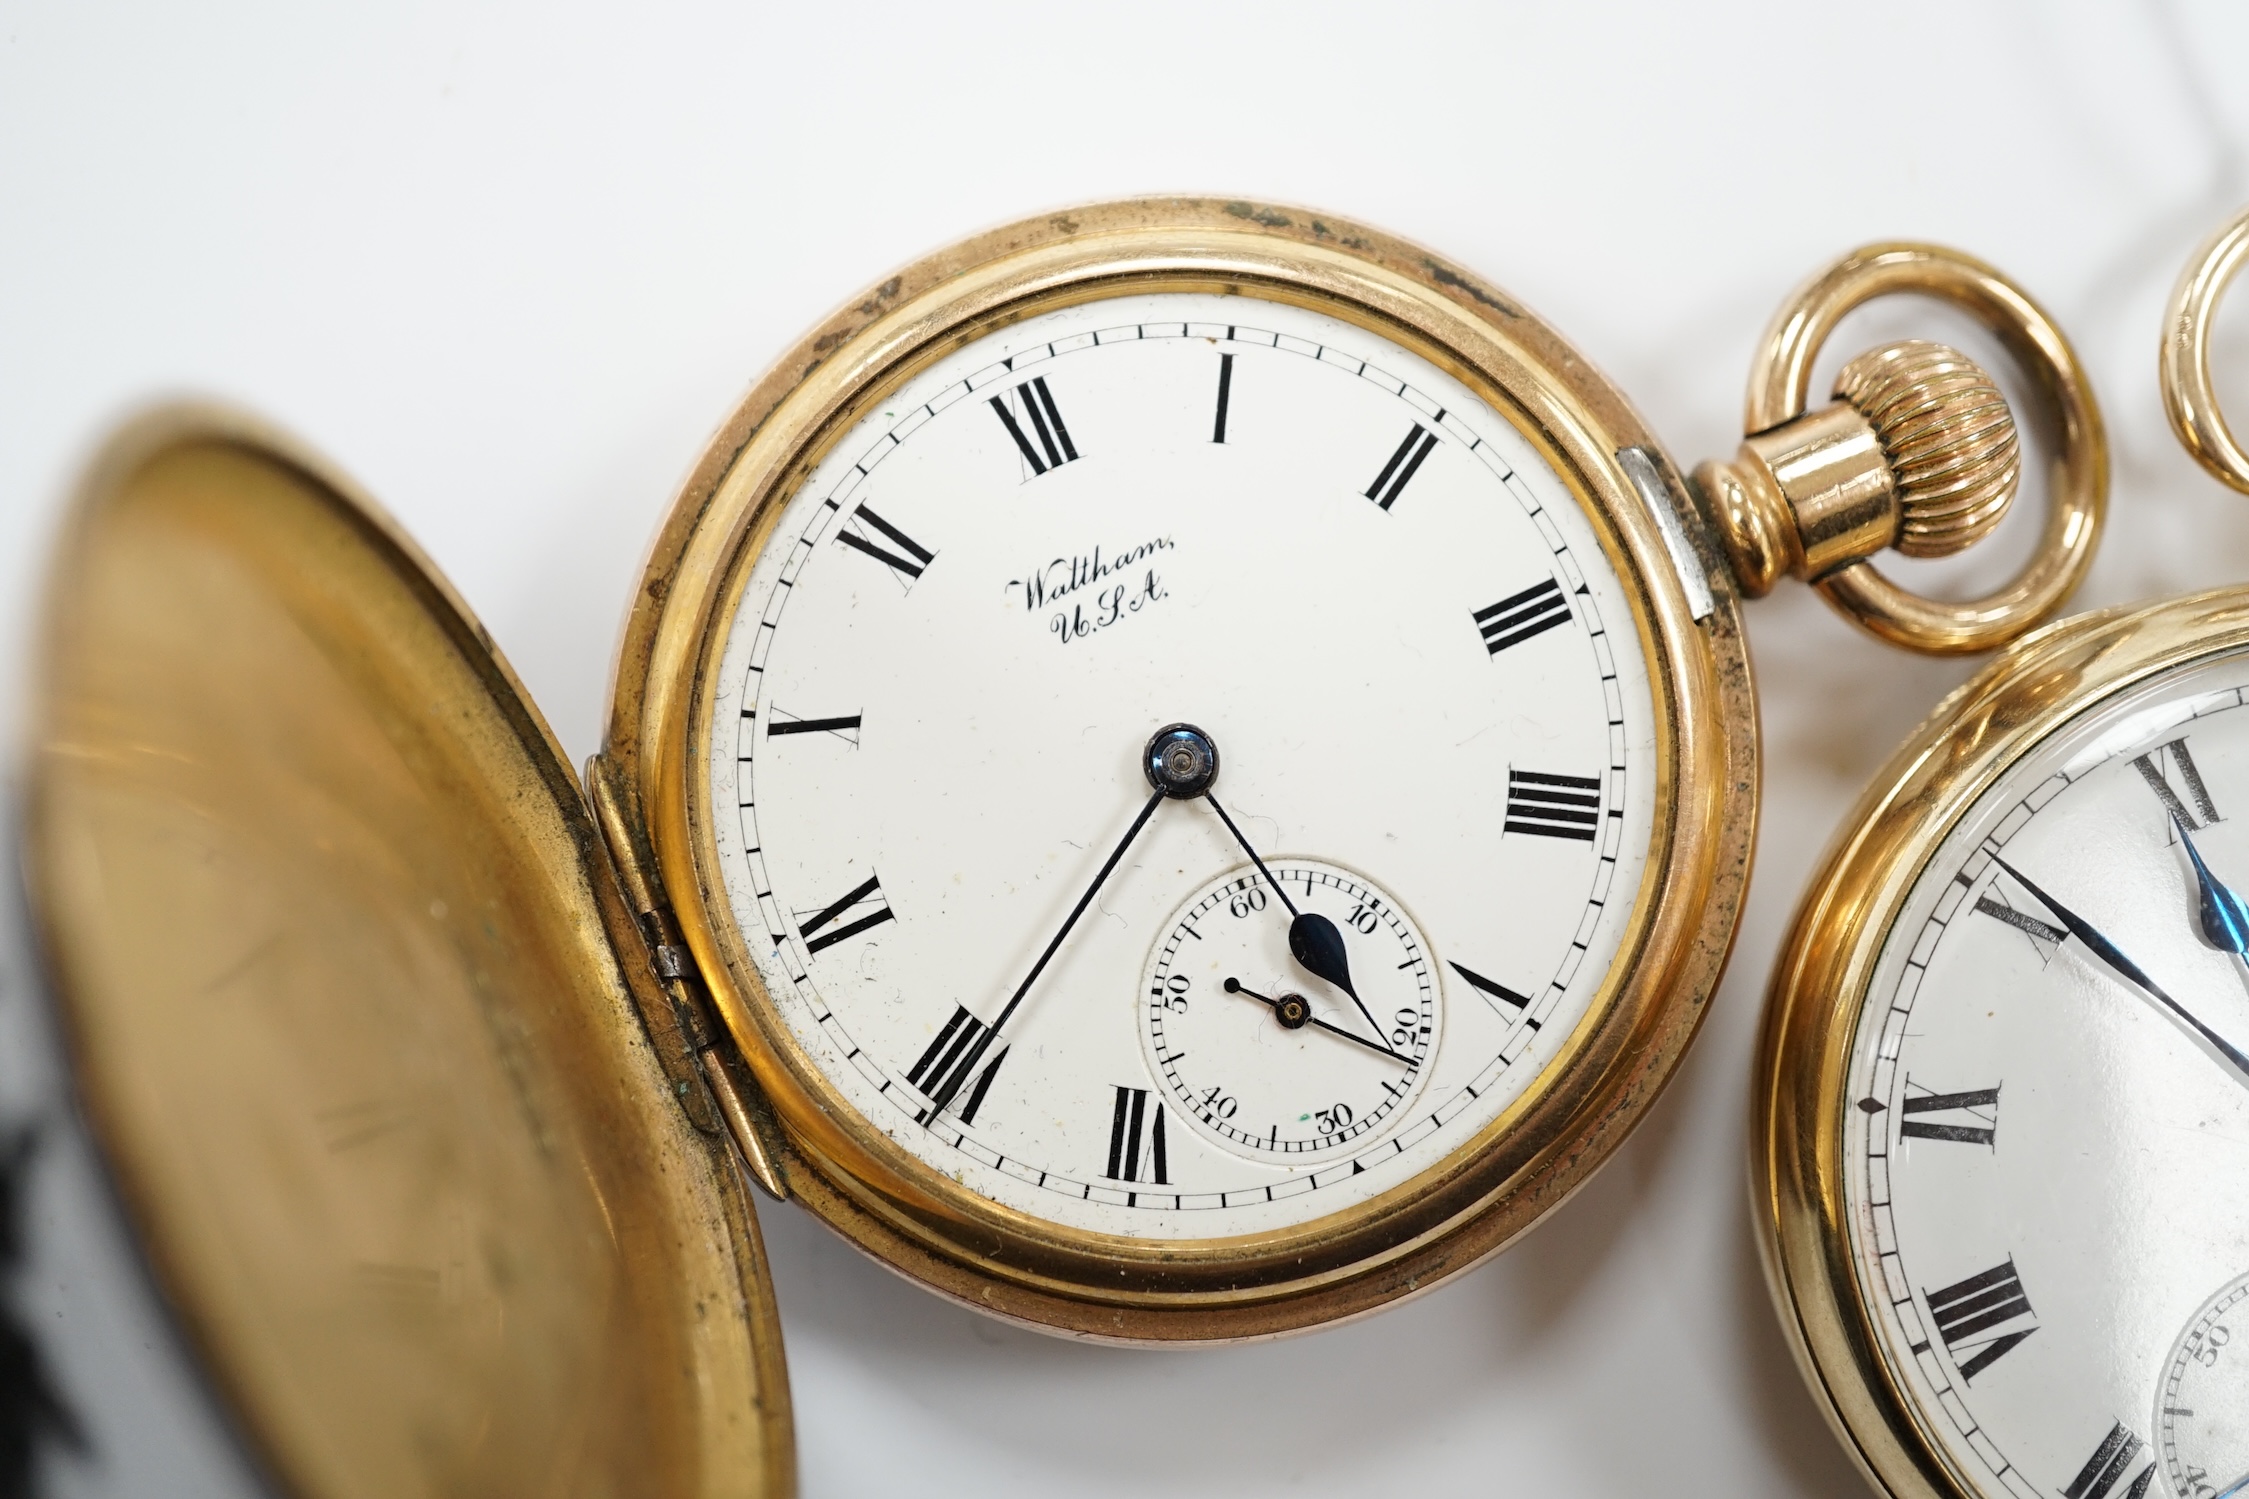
[1897,1080,2000,1147]
[2061,1421,2156,1499]
[836,504,936,584]
[796,873,893,957]
[1922,1258,2037,1383]
[1103,1086,1168,1184]
[1505,770,1602,842]
[1974,890,2065,952]
[766,710,862,744]
[1365,423,1438,509]
[2135,736,2221,831]
[906,1004,1008,1126]
[990,376,1079,475]
[1474,578,1572,654]
[1211,352,1234,443]
[1450,960,1531,1013]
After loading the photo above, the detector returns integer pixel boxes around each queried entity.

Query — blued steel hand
[923,788,1166,1120]
[1202,793,1387,1046]
[1224,979,1415,1065]
[1994,855,2249,1086]
[2173,814,2249,953]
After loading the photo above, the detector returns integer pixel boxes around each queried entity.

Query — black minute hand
[1993,856,2249,1086]
[923,788,1167,1120]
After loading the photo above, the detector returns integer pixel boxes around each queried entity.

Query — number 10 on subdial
[1140,861,1440,1164]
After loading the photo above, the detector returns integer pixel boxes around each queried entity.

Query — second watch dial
[1843,653,2249,1499]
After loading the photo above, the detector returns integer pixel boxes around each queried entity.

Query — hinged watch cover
[24,409,792,1499]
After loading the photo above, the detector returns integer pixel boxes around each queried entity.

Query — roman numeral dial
[1365,422,1437,509]
[1474,578,1571,655]
[797,873,893,957]
[710,292,1654,1249]
[1974,889,2065,953]
[1920,1258,2037,1381]
[1896,1082,2000,1146]
[1103,1086,1168,1185]
[766,709,862,743]
[2135,735,2220,830]
[1449,960,1531,1014]
[835,504,936,584]
[1505,770,1602,842]
[990,376,1079,476]
[907,1004,1008,1126]
[2062,1422,2156,1499]
[1836,662,2249,1499]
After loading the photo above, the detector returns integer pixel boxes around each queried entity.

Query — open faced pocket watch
[1755,202,2249,1499]
[25,198,2102,1498]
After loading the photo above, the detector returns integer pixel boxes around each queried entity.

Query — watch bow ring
[2164,203,2249,496]
[1697,242,2107,655]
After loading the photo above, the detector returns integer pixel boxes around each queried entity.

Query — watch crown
[1695,339,2023,598]
[1833,339,2019,559]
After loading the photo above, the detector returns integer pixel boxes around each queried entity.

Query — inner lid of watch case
[24,411,791,1499]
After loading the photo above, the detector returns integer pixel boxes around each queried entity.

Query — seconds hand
[1224,978,1415,1064]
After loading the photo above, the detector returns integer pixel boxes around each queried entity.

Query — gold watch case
[1753,590,2249,1499]
[25,410,793,1499]
[602,196,1758,1341]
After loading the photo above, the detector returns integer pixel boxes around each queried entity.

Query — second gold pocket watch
[26,196,2102,1496]
[1757,205,2249,1499]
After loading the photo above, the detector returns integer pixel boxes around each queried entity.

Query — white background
[4,4,2249,1496]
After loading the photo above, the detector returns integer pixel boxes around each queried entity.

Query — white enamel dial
[707,288,1658,1240]
[1843,652,2249,1499]
[1140,859,1439,1165]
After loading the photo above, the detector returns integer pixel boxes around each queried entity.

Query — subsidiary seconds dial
[2160,1272,2249,1499]
[1141,860,1438,1163]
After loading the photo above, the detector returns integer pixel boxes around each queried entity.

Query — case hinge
[586,753,790,1201]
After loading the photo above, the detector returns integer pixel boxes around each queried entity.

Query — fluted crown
[1834,339,2020,558]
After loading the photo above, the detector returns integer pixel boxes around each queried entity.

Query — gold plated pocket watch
[1755,204,2249,1499]
[26,198,2100,1498]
